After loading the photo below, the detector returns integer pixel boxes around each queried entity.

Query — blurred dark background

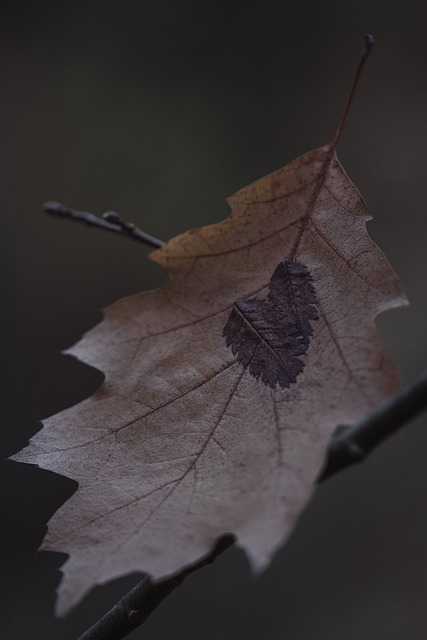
[1,1,427,638]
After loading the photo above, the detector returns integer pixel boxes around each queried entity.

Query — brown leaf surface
[13,143,406,613]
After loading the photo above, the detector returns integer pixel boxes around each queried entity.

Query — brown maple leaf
[13,36,407,614]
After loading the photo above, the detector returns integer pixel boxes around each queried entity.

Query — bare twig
[76,367,427,640]
[320,366,427,479]
[44,202,165,250]
[77,537,234,640]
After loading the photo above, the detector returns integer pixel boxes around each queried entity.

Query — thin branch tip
[42,201,164,249]
[44,201,67,215]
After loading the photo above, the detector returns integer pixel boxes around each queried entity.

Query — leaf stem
[76,367,427,640]
[330,34,374,149]
[44,201,165,250]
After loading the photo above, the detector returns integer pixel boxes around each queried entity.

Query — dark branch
[76,367,427,640]
[320,366,427,479]
[44,201,165,250]
[77,537,234,640]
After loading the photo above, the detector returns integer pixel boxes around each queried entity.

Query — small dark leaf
[223,260,319,388]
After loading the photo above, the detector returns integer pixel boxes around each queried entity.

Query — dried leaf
[13,43,407,613]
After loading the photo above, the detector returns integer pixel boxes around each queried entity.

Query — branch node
[128,609,144,625]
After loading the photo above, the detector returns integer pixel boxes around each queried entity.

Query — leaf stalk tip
[331,34,374,149]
